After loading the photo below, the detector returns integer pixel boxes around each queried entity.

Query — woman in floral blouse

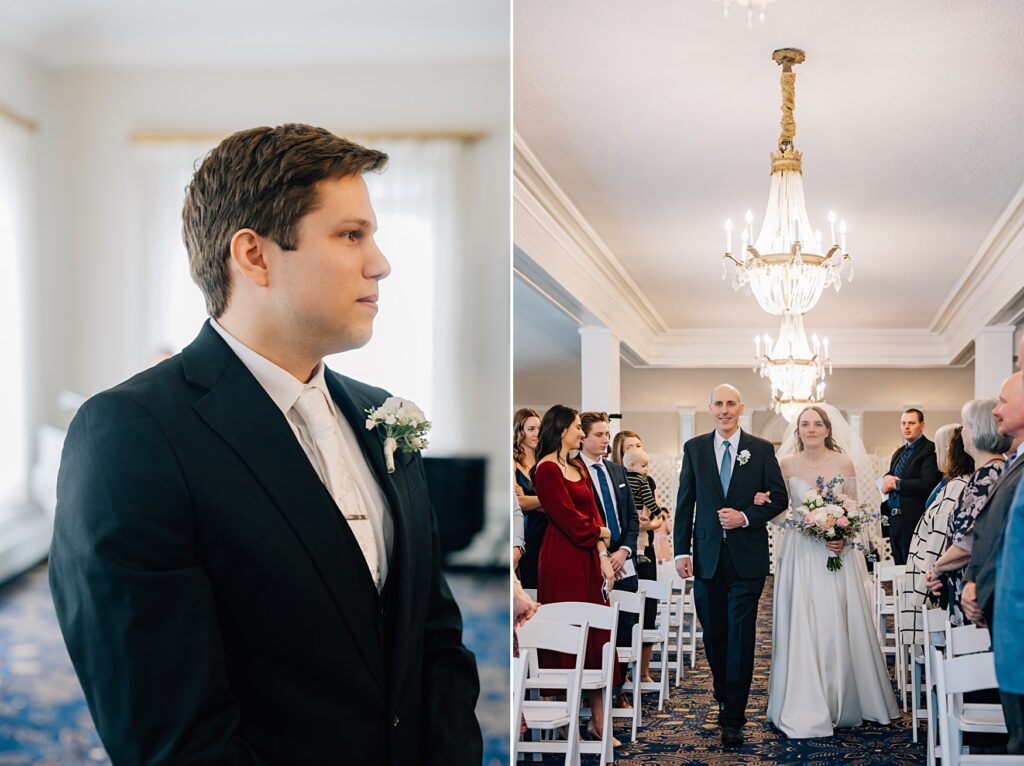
[925,398,1011,624]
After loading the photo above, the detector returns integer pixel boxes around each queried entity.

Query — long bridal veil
[772,403,886,568]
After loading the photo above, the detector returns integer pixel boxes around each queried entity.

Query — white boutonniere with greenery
[737,449,751,466]
[365,397,431,473]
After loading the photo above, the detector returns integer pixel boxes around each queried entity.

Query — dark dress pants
[889,510,919,565]
[614,573,638,680]
[692,538,765,728]
[1002,691,1024,754]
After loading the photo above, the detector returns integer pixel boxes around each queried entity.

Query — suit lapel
[725,431,754,505]
[184,325,386,693]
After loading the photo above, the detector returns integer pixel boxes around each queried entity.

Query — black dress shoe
[722,727,744,747]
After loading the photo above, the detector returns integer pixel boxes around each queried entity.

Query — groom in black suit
[49,125,481,765]
[674,384,787,747]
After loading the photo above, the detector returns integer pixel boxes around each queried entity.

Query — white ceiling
[514,0,1024,333]
[0,0,508,68]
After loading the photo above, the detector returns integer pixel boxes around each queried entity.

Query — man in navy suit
[674,384,788,747]
[49,124,481,765]
[579,412,640,657]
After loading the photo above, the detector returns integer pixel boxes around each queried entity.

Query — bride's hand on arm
[753,491,771,506]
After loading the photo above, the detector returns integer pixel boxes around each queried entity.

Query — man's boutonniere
[737,449,751,466]
[365,397,431,473]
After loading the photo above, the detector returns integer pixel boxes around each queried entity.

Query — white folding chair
[918,604,947,759]
[875,562,903,688]
[532,601,619,764]
[892,568,912,710]
[659,574,689,686]
[610,588,645,741]
[637,578,672,711]
[517,619,589,766]
[933,649,1018,766]
[511,650,529,762]
[945,621,992,657]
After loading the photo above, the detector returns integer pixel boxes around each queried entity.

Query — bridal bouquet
[365,397,431,473]
[780,476,881,571]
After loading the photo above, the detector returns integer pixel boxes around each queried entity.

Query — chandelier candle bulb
[828,210,837,245]
[839,219,847,253]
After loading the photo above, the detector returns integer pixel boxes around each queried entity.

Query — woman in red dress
[532,404,618,742]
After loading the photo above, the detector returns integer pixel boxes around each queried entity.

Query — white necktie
[292,387,381,590]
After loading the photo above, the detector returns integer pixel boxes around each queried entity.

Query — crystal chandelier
[755,312,832,422]
[718,0,778,27]
[723,48,852,316]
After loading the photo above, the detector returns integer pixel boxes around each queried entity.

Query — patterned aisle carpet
[0,564,508,766]
[531,575,925,766]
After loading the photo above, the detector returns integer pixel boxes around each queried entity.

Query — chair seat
[522,700,572,729]
[958,703,1007,731]
[616,647,637,662]
[642,629,665,642]
[533,667,605,690]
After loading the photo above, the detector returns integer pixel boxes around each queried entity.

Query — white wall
[18,56,509,563]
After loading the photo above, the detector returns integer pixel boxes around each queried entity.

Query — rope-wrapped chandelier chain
[778,70,796,152]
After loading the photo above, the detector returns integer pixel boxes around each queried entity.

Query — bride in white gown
[763,405,899,739]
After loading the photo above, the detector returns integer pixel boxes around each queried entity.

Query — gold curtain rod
[130,129,487,144]
[0,104,39,132]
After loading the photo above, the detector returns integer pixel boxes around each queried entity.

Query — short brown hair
[579,411,609,437]
[182,124,388,317]
[903,408,925,424]
[611,429,642,464]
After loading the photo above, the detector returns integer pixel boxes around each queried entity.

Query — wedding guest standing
[900,424,971,645]
[962,373,1024,629]
[994,335,1024,754]
[513,407,544,588]
[924,399,1009,624]
[611,429,643,465]
[880,409,941,564]
[532,405,617,742]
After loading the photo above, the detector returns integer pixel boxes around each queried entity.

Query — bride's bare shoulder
[836,453,856,475]
[779,454,798,473]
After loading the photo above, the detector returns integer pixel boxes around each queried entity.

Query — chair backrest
[534,600,619,633]
[945,622,992,657]
[922,605,948,650]
[518,618,590,657]
[610,588,646,616]
[637,578,671,603]
[934,650,998,696]
[512,649,529,726]
[877,562,903,582]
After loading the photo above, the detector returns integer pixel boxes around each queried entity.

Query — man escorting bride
[764,404,899,739]
[675,385,898,748]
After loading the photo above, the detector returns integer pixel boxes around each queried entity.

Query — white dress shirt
[211,319,394,581]
[579,452,632,556]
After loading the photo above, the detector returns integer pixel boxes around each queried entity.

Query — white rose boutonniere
[737,449,751,466]
[365,397,431,473]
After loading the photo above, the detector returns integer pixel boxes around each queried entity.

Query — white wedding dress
[766,475,899,738]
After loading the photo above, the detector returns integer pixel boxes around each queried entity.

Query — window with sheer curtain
[135,136,460,420]
[0,117,32,513]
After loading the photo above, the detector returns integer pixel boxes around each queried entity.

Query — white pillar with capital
[677,407,696,456]
[975,325,1015,398]
[847,408,864,441]
[579,327,621,432]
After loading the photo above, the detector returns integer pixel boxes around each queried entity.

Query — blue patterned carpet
[528,576,925,765]
[0,564,508,765]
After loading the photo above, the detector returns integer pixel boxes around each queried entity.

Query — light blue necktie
[720,440,733,495]
[720,441,732,539]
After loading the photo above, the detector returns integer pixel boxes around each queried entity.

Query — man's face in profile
[269,174,390,354]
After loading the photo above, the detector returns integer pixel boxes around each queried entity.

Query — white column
[975,325,1016,398]
[579,327,621,420]
[677,406,696,455]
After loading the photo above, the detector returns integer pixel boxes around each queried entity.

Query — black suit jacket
[881,436,941,521]
[594,458,640,557]
[49,322,481,766]
[968,452,1024,613]
[673,431,788,580]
